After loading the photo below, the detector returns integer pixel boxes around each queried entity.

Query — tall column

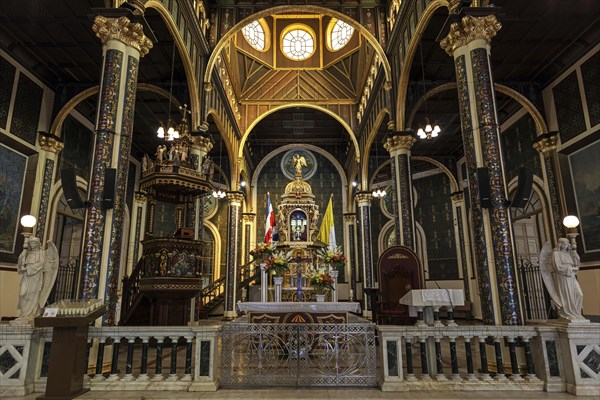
[343,212,357,301]
[35,132,64,242]
[450,191,471,303]
[441,14,521,325]
[190,136,212,240]
[533,132,563,242]
[126,191,147,276]
[384,132,417,249]
[242,213,256,266]
[80,16,152,324]
[355,192,373,318]
[223,191,244,320]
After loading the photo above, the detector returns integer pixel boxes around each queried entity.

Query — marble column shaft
[224,191,244,319]
[127,191,147,276]
[36,133,64,242]
[533,132,563,241]
[450,191,471,302]
[384,132,417,249]
[355,192,373,316]
[441,14,520,325]
[344,213,357,299]
[80,16,152,324]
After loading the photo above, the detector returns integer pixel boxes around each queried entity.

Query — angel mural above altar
[539,239,586,321]
[11,237,59,325]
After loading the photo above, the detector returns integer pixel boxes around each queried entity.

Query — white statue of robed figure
[539,238,586,321]
[11,237,59,325]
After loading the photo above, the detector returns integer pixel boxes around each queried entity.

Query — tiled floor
[4,389,586,400]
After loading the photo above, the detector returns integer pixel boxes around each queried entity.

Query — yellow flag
[317,196,336,250]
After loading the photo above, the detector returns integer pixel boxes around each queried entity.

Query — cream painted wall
[0,269,20,318]
[579,269,600,319]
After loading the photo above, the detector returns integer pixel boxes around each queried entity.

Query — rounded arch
[412,156,460,192]
[144,0,200,126]
[395,0,450,130]
[405,82,548,134]
[49,83,181,137]
[368,158,393,189]
[203,220,222,281]
[378,219,396,255]
[239,104,360,162]
[206,109,237,189]
[205,5,392,91]
[362,108,390,188]
[251,143,349,213]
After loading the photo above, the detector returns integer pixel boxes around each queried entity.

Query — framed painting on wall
[0,143,28,254]
[569,140,600,253]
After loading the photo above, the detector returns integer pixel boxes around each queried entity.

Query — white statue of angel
[12,237,59,324]
[539,239,585,321]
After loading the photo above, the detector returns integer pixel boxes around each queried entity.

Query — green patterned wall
[11,73,43,145]
[501,113,542,181]
[581,51,600,128]
[56,115,94,182]
[0,56,16,130]
[414,171,459,280]
[553,71,586,143]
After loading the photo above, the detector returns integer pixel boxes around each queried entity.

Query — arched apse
[395,0,449,131]
[240,105,360,162]
[406,82,548,135]
[49,83,181,137]
[250,143,349,214]
[362,108,390,189]
[144,0,200,127]
[204,5,392,93]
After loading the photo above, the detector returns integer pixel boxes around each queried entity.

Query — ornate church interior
[0,0,599,398]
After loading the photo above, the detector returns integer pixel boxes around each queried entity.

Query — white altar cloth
[237,301,361,314]
[399,289,465,307]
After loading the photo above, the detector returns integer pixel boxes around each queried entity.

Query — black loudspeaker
[510,167,533,208]
[102,168,117,209]
[60,168,89,209]
[477,167,492,208]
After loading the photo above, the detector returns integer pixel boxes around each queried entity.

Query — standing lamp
[20,214,37,240]
[563,215,580,250]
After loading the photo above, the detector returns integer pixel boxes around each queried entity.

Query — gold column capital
[355,191,372,205]
[38,132,64,154]
[440,14,502,56]
[242,212,256,223]
[384,132,416,153]
[226,191,245,205]
[450,191,464,202]
[343,213,356,223]
[533,132,559,155]
[134,191,147,204]
[92,16,153,57]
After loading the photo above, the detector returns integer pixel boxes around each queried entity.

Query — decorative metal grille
[221,322,377,387]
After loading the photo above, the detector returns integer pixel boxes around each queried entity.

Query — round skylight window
[242,20,267,51]
[329,19,354,51]
[281,26,315,61]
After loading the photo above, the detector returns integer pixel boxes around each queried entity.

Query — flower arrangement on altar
[318,246,346,269]
[309,269,335,295]
[249,242,274,262]
[263,251,291,276]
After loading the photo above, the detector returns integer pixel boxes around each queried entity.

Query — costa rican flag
[264,193,278,244]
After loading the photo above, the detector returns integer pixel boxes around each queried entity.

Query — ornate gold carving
[134,191,147,204]
[192,136,213,153]
[354,191,372,205]
[440,15,502,56]
[533,132,559,155]
[92,16,153,57]
[450,191,464,202]
[242,213,256,223]
[343,213,356,223]
[38,133,64,154]
[384,134,416,153]
[226,191,245,204]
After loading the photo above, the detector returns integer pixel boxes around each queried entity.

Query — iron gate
[221,321,377,387]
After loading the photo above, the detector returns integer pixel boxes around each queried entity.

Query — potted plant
[309,270,335,302]
[263,251,291,278]
[249,242,274,263]
[318,246,346,271]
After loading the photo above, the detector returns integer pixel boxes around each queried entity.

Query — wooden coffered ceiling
[226,14,375,103]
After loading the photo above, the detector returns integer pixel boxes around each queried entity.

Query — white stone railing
[377,322,600,396]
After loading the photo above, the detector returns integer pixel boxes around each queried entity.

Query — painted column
[126,191,147,276]
[441,14,521,325]
[145,194,156,236]
[450,191,471,303]
[343,212,357,301]
[80,16,152,324]
[36,132,64,242]
[242,213,256,266]
[223,191,244,320]
[384,132,417,249]
[533,132,563,241]
[355,191,373,318]
[190,136,212,241]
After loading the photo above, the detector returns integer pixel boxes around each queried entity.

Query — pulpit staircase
[197,260,257,318]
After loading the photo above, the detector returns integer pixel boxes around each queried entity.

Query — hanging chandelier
[417,117,441,140]
[212,189,226,198]
[372,188,387,198]
[156,119,180,141]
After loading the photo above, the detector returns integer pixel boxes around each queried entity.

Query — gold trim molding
[38,133,64,154]
[92,16,153,57]
[384,134,416,153]
[440,15,501,56]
